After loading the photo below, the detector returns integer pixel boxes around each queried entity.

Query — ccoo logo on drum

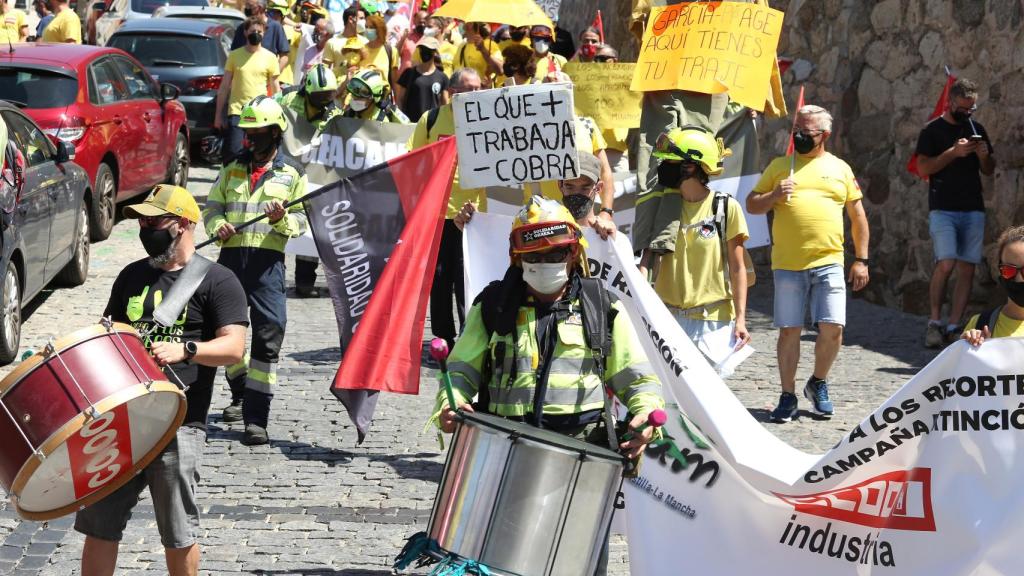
[66,404,135,499]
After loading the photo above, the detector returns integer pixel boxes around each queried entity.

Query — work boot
[222,401,243,423]
[925,321,944,349]
[242,424,269,446]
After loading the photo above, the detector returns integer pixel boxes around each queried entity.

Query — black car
[108,18,234,146]
[0,101,91,363]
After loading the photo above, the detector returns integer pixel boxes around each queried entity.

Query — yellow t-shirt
[225,47,280,115]
[409,104,486,219]
[361,42,398,80]
[537,116,607,202]
[322,34,368,76]
[454,39,501,84]
[964,311,1024,338]
[278,25,301,85]
[655,194,749,320]
[42,8,80,44]
[751,152,862,271]
[533,53,567,81]
[0,9,26,44]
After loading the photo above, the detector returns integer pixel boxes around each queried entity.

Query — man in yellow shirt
[214,16,281,165]
[0,1,28,44]
[407,67,484,350]
[40,0,79,43]
[454,22,501,88]
[746,105,870,423]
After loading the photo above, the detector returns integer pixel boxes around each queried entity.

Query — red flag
[308,138,457,442]
[592,10,604,43]
[786,85,805,157]
[907,72,956,180]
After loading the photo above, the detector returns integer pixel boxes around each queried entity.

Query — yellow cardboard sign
[564,62,642,130]
[630,2,784,111]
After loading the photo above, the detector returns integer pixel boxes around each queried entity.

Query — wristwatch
[855,257,870,266]
[184,341,199,361]
[600,207,615,217]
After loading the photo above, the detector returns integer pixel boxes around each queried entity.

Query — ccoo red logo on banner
[773,468,936,532]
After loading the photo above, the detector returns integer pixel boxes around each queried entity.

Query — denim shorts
[929,210,985,264]
[773,264,846,328]
[75,426,205,549]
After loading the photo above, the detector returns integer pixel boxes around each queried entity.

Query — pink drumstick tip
[429,338,450,362]
[647,409,668,428]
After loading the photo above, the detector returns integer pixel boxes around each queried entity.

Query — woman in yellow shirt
[962,226,1024,345]
[454,21,501,87]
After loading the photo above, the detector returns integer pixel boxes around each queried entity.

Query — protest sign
[464,221,1024,575]
[452,83,579,189]
[535,0,561,21]
[631,1,784,110]
[563,62,642,130]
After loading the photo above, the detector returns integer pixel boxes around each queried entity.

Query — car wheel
[167,132,189,187]
[90,162,116,241]
[0,261,21,364]
[57,200,90,286]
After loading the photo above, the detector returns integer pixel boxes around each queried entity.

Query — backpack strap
[385,44,395,90]
[712,191,731,293]
[576,277,620,451]
[978,305,1003,333]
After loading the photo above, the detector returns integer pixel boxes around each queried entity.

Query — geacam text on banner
[563,62,642,130]
[631,1,784,111]
[452,82,579,189]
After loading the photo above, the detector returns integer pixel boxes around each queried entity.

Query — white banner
[463,222,1024,574]
[452,83,579,189]
[536,0,562,20]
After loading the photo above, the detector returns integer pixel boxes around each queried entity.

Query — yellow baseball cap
[123,184,201,223]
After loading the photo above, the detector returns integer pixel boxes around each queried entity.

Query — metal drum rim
[458,411,625,463]
[0,322,143,398]
[9,381,185,521]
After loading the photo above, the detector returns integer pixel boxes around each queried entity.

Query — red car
[0,43,189,240]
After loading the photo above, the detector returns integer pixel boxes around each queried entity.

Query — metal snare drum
[428,412,623,576]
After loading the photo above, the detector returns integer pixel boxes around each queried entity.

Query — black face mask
[414,24,425,35]
[951,110,972,124]
[139,227,177,258]
[510,30,526,41]
[1002,277,1024,307]
[657,161,698,189]
[793,131,818,154]
[247,31,263,46]
[312,32,321,43]
[418,47,435,62]
[246,131,278,157]
[308,93,333,109]
[562,194,594,220]
[243,6,254,16]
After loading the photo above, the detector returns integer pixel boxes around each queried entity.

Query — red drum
[0,321,185,520]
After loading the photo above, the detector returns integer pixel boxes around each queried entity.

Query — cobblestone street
[0,166,940,575]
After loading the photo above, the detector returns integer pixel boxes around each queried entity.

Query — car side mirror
[92,1,107,12]
[55,140,76,164]
[160,82,180,103]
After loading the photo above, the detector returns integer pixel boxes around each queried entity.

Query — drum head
[13,382,185,520]
[460,411,623,462]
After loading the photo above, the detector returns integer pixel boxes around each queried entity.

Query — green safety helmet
[305,64,338,93]
[267,0,290,13]
[359,0,381,15]
[652,125,730,176]
[347,68,388,100]
[238,95,288,131]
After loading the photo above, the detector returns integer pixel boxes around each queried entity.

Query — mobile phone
[969,134,984,141]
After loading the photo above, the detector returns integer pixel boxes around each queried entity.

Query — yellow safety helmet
[509,196,588,271]
[238,95,288,131]
[304,63,338,93]
[267,0,290,14]
[652,125,730,176]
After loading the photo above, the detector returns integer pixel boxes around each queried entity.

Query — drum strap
[152,253,214,329]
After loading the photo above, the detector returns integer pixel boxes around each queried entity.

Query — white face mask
[423,26,438,37]
[522,262,569,295]
[355,18,366,33]
[349,99,370,111]
[533,39,550,55]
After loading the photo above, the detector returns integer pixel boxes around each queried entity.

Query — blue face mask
[364,28,378,42]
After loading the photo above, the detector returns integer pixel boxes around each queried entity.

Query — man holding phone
[915,78,995,348]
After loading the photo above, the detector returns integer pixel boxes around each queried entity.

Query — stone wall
[559,0,1024,316]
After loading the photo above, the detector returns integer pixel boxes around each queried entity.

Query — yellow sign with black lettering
[630,2,784,111]
[564,62,641,130]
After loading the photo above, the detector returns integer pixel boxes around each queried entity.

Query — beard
[147,231,182,269]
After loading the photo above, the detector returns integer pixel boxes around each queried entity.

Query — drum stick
[430,338,458,411]
[621,408,668,441]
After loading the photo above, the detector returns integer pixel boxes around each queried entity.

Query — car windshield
[131,0,207,15]
[0,68,78,109]
[166,14,241,27]
[108,34,221,67]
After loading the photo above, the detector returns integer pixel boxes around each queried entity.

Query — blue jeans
[929,210,985,264]
[773,264,846,328]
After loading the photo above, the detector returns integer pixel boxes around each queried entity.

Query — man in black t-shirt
[915,78,996,348]
[75,185,248,576]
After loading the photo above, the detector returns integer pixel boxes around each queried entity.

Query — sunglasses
[521,247,571,264]
[139,215,177,228]
[594,55,615,62]
[793,129,824,138]
[998,263,1024,281]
